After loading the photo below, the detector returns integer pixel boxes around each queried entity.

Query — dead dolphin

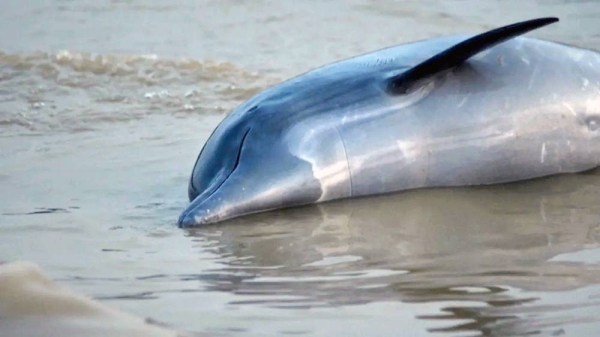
[179,17,600,227]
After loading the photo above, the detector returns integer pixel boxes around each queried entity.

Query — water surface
[2,1,600,336]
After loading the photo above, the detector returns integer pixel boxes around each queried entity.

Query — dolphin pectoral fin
[387,17,559,94]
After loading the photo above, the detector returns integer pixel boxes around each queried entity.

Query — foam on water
[0,50,277,135]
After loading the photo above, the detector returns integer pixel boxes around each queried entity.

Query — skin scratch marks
[562,102,577,116]
[540,142,547,164]
[457,93,471,108]
[528,65,539,90]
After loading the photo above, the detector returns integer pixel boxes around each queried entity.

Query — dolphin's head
[178,103,352,227]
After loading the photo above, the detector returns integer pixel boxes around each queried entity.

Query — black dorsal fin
[387,17,559,94]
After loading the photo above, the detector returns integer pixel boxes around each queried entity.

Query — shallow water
[2,1,600,336]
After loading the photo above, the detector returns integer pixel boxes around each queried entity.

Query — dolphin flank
[178,17,600,227]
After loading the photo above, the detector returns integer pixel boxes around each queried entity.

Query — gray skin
[178,35,600,227]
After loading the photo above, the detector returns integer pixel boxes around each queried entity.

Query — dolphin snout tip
[177,206,220,228]
[177,212,196,228]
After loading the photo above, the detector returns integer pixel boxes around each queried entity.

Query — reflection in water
[188,170,600,335]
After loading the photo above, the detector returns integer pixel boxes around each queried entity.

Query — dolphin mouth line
[216,127,252,196]
[181,127,252,224]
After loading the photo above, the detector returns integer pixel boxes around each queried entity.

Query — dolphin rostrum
[178,17,600,227]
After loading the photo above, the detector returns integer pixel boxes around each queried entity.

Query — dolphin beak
[178,209,209,228]
[178,194,222,227]
[177,212,197,228]
[178,171,247,227]
[178,151,324,227]
[178,203,196,227]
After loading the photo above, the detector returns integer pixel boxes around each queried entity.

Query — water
[2,1,600,336]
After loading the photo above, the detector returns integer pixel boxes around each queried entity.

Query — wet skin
[179,31,600,227]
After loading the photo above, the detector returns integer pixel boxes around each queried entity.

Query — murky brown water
[2,1,600,336]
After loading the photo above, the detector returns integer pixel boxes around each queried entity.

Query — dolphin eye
[585,115,600,131]
[248,105,259,113]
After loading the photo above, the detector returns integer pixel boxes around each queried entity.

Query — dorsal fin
[387,17,559,94]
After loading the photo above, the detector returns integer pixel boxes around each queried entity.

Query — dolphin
[178,17,600,227]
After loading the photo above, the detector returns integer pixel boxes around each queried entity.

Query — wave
[0,50,279,134]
